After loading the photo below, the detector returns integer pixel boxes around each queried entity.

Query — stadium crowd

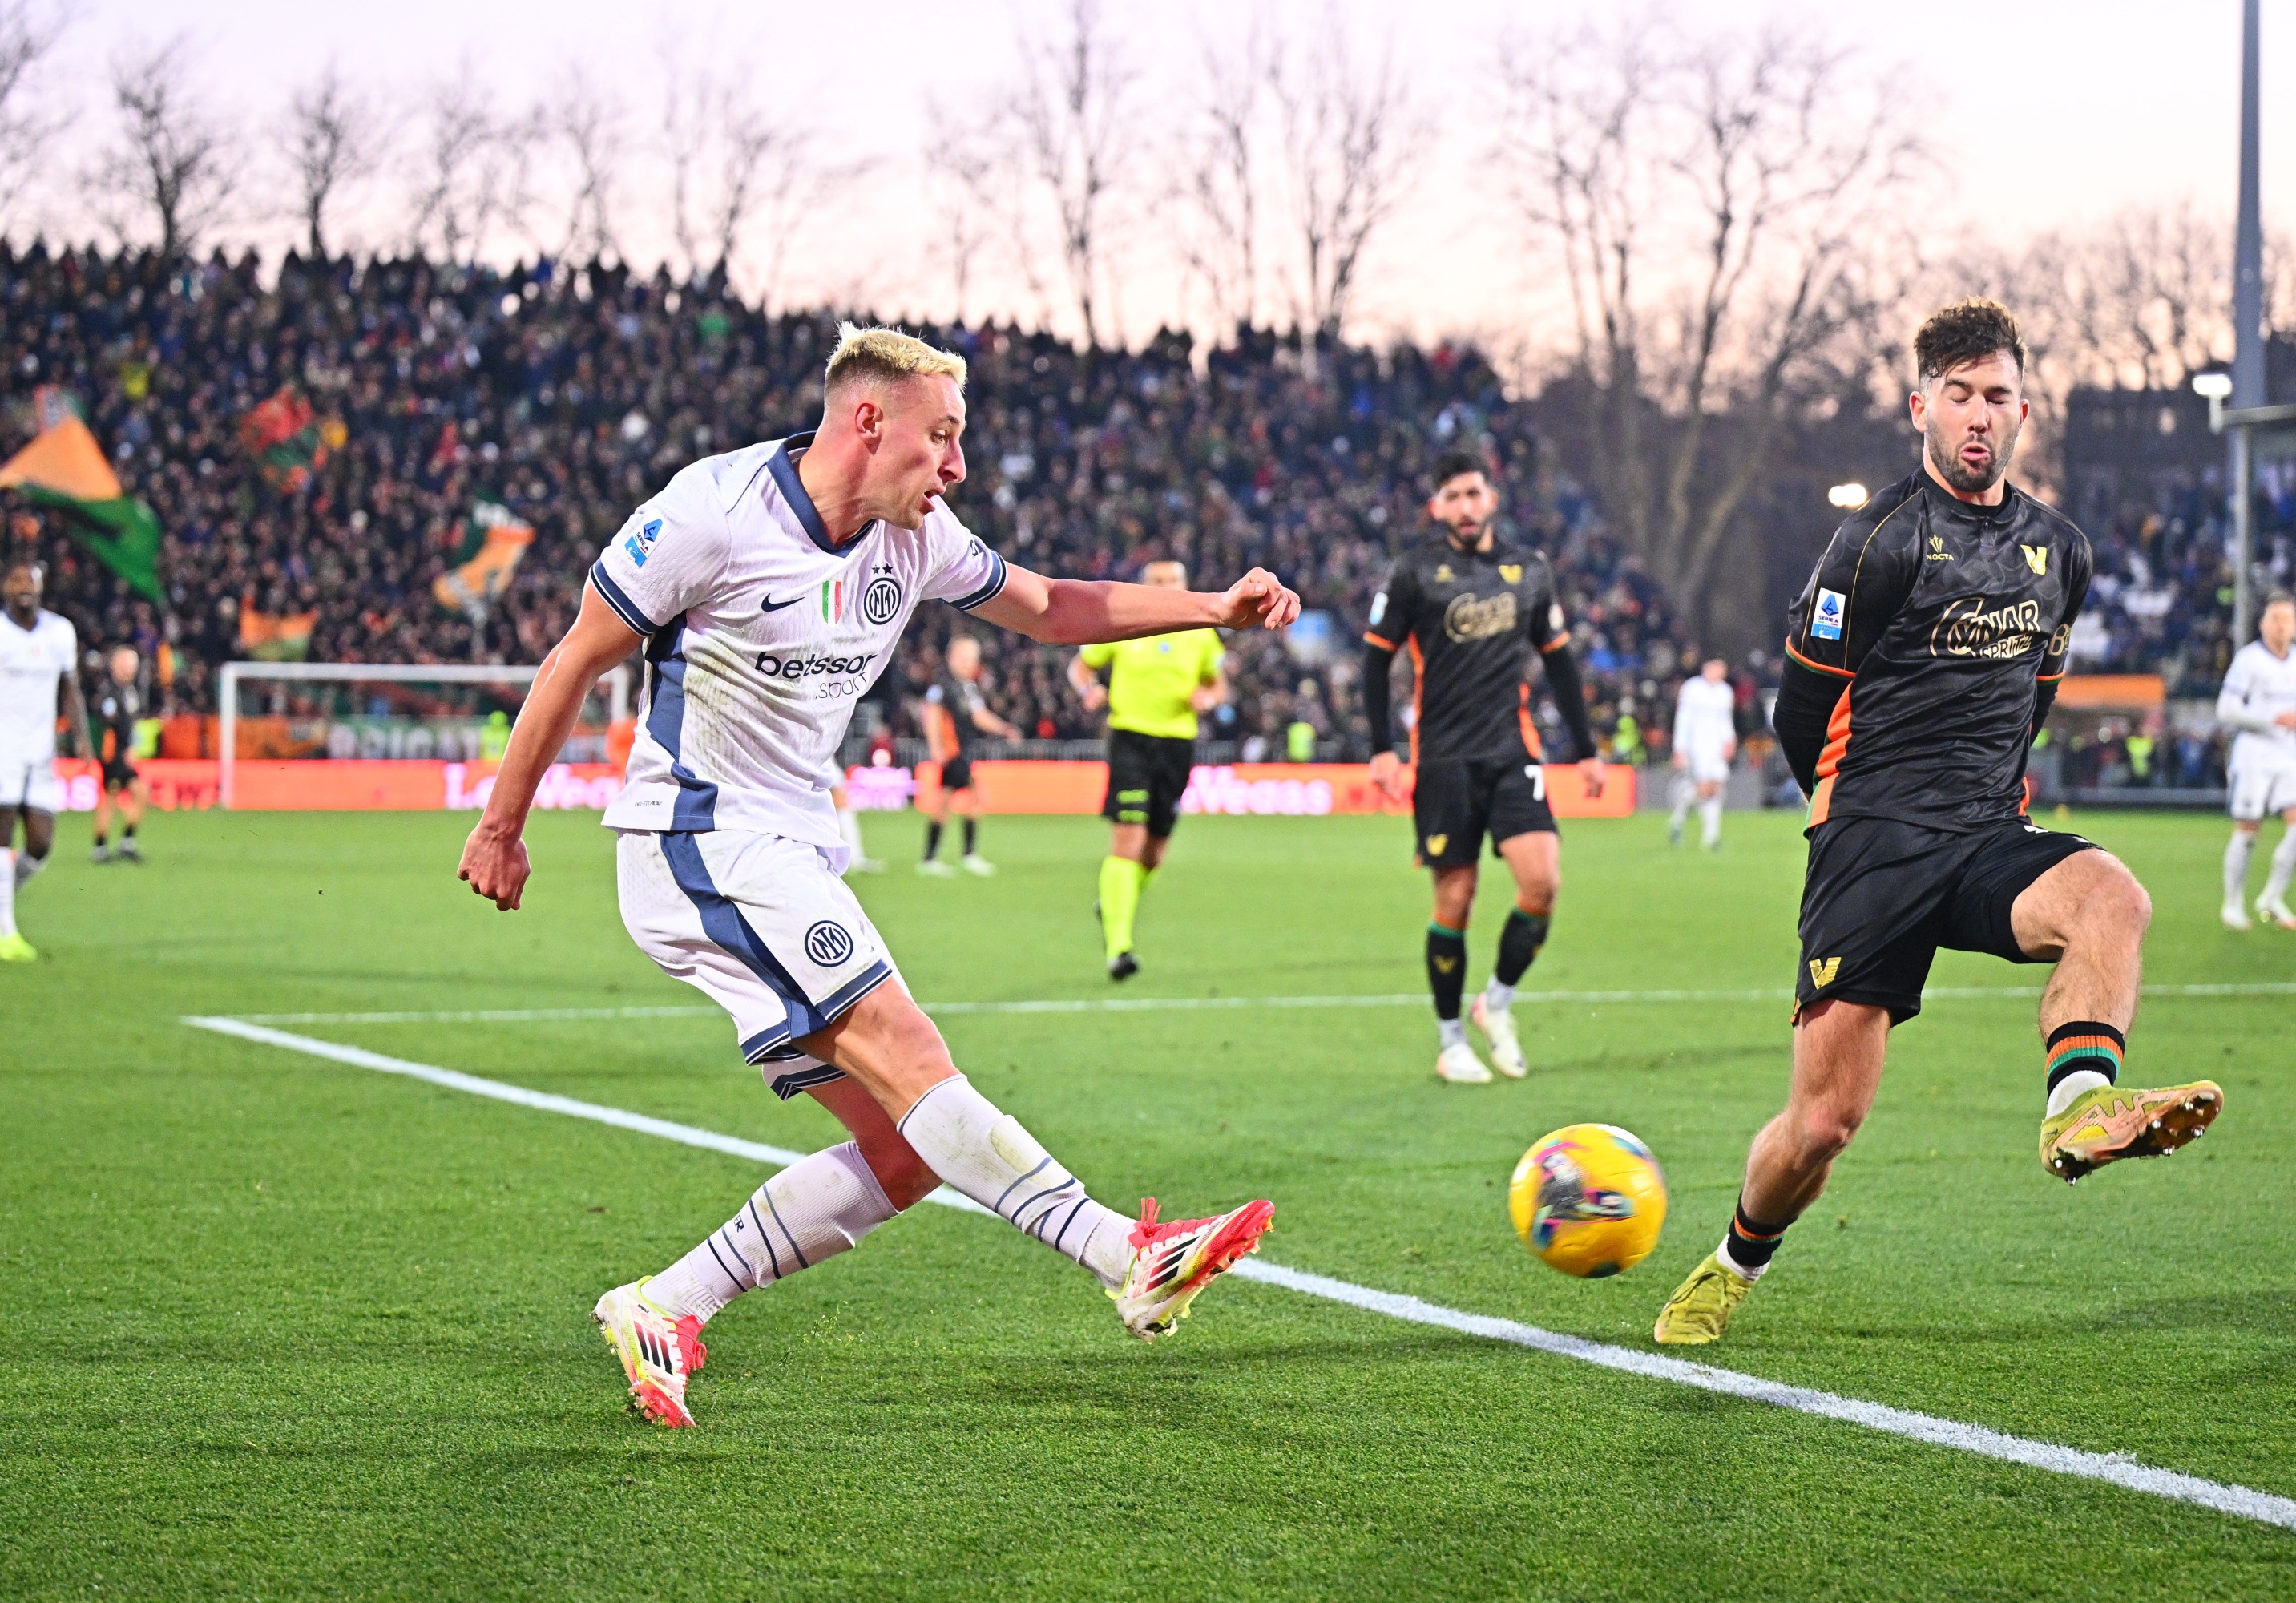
[1,241,1709,761]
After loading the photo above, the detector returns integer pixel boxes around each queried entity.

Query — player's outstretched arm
[457,584,644,911]
[971,563,1299,646]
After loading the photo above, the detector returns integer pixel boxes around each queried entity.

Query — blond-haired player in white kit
[1,555,89,963]
[458,326,1297,1428]
[1668,656,1737,850]
[2219,589,2296,931]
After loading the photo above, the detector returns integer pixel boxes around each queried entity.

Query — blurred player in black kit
[91,646,148,863]
[1362,449,1604,1084]
[1654,299,2225,1347]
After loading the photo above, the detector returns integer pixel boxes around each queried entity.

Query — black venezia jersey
[95,682,142,765]
[1366,540,1570,763]
[1783,470,2092,833]
[926,669,987,756]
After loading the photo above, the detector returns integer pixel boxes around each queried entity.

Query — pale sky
[18,0,2293,347]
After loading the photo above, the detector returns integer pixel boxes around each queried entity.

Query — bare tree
[652,37,859,308]
[1168,20,1269,333]
[1011,0,1137,347]
[1268,15,1422,358]
[551,63,623,264]
[0,1,65,225]
[1495,16,1923,644]
[930,117,1007,325]
[405,63,537,263]
[280,62,382,259]
[84,35,237,259]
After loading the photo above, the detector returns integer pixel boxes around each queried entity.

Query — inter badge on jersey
[1812,589,1846,640]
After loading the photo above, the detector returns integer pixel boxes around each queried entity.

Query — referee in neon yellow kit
[1067,559,1229,980]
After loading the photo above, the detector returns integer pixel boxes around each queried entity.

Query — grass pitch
[3,803,2294,1600]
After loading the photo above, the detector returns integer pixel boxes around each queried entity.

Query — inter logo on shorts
[861,572,902,627]
[805,920,855,967]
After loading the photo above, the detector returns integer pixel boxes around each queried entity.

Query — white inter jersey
[1673,674,1736,755]
[0,608,76,762]
[590,434,1008,848]
[2219,640,2296,775]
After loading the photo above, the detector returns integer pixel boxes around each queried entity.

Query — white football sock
[13,848,41,889]
[2263,830,2296,910]
[1436,1016,1467,1050]
[648,1142,898,1324]
[2046,1068,2112,1117]
[1699,796,1723,847]
[1669,793,1690,832]
[0,847,14,936]
[837,806,866,854]
[2225,830,2257,906]
[1482,978,1515,1014]
[898,1076,1132,1286]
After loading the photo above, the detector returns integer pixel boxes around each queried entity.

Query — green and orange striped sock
[2044,1020,2124,1116]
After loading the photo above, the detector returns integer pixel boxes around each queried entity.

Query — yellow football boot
[1652,1252,1755,1346]
[2040,1080,2223,1185]
[0,933,36,963]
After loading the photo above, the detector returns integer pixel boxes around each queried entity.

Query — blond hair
[825,322,967,396]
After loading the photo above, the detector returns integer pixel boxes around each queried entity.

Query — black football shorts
[101,756,139,789]
[1411,752,1556,870]
[939,754,976,793]
[1101,729,1196,838]
[1794,815,2099,1025]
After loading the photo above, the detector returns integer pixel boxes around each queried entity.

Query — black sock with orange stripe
[1718,1197,1789,1282]
[2044,1020,2123,1115]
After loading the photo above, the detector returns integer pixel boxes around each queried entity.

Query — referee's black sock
[962,818,978,858]
[923,821,942,862]
[1426,922,1467,1028]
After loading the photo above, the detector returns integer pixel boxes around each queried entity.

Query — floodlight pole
[2229,0,2264,645]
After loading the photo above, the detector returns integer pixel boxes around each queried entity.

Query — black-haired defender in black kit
[1653,299,2225,1347]
[1362,450,1604,1084]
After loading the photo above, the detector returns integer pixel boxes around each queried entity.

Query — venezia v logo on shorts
[804,921,856,967]
[1425,834,1448,856]
[1808,956,1841,987]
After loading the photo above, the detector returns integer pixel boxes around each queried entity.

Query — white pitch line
[183,1012,2296,1535]
[230,979,2296,1027]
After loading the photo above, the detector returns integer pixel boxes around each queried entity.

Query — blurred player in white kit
[2218,589,2296,930]
[1669,656,1737,850]
[0,556,89,962]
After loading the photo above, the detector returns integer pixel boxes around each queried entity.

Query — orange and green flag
[0,388,164,603]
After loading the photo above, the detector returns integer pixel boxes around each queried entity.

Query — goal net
[217,660,632,810]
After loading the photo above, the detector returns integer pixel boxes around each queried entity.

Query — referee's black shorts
[1794,814,2098,1025]
[1101,729,1196,838]
[1411,752,1556,870]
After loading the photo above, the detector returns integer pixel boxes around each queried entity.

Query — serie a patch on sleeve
[1811,589,1846,640]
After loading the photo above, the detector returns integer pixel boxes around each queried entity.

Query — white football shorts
[1685,741,1733,785]
[0,753,61,814]
[617,828,900,1099]
[2229,762,2296,822]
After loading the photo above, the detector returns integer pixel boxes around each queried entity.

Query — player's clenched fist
[1213,568,1300,631]
[458,823,531,911]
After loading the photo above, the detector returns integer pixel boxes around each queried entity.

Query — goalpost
[216,660,632,810]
